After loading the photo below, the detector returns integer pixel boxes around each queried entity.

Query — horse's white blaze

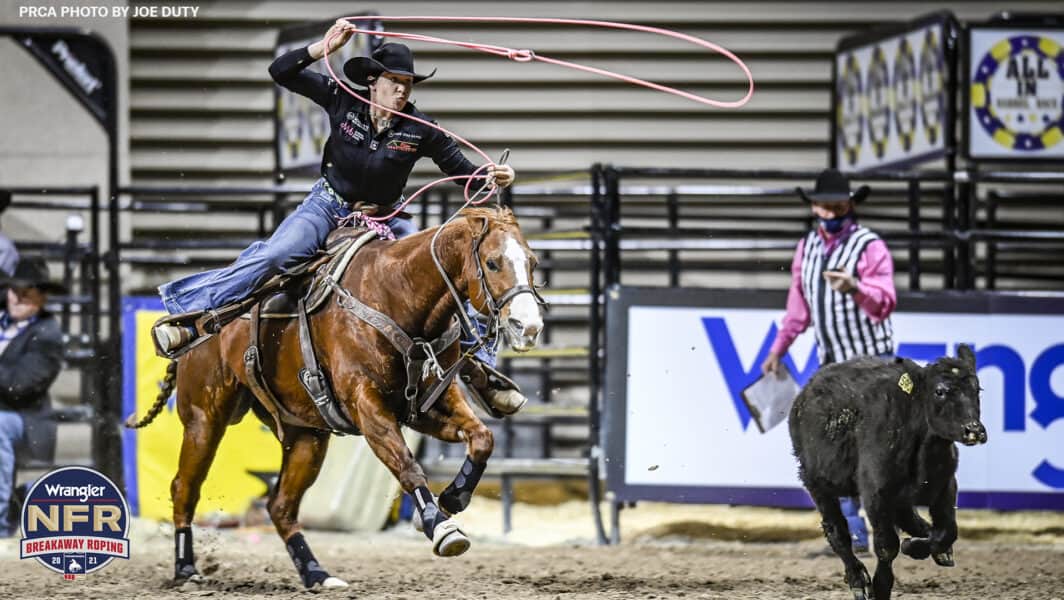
[502,236,543,339]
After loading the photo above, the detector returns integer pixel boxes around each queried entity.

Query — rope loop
[507,48,536,62]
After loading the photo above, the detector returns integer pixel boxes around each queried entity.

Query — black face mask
[819,212,853,234]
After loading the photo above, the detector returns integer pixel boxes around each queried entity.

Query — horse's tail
[124,359,178,429]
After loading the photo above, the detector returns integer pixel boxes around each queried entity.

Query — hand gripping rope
[320,15,756,220]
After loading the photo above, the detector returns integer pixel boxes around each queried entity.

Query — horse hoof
[432,519,470,557]
[849,588,869,600]
[932,550,954,567]
[173,564,201,586]
[321,576,349,588]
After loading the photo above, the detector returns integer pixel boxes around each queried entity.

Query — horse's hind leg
[354,382,470,557]
[170,362,239,583]
[412,383,494,516]
[266,427,346,589]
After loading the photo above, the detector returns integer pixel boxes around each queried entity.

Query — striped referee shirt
[798,225,894,364]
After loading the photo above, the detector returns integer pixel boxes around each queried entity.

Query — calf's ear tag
[898,372,914,395]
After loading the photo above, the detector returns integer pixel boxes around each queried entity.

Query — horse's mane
[457,205,518,227]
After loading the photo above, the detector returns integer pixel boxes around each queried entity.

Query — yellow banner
[123,300,281,521]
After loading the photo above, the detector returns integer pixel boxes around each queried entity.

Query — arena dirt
[2,499,1062,599]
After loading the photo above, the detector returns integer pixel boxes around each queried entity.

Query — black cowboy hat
[343,43,436,87]
[796,168,870,203]
[1,258,68,295]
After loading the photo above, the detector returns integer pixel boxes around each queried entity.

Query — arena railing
[5,186,104,474]
[584,165,1064,543]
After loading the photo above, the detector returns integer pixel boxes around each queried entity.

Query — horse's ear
[465,213,489,239]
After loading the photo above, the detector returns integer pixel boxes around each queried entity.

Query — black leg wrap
[413,485,445,540]
[285,532,330,589]
[174,527,197,581]
[440,456,486,515]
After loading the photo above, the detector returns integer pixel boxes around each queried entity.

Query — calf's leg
[809,487,871,599]
[927,477,959,566]
[894,503,931,538]
[865,494,900,600]
[899,479,958,567]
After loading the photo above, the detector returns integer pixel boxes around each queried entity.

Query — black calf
[789,345,987,600]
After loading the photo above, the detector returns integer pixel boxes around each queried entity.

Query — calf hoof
[847,564,871,600]
[932,549,955,567]
[432,518,471,557]
[900,537,932,560]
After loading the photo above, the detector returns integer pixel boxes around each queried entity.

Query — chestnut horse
[127,206,544,589]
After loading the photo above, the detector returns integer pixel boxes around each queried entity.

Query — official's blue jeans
[840,496,869,549]
[159,179,415,314]
[0,410,24,537]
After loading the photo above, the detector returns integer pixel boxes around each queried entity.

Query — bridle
[430,212,547,354]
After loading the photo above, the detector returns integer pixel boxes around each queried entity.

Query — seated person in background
[0,258,66,537]
[0,191,20,277]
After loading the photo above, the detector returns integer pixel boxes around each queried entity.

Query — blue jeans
[840,496,869,549]
[0,410,24,537]
[159,182,494,364]
[159,179,415,314]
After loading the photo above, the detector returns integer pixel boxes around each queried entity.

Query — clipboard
[740,365,800,433]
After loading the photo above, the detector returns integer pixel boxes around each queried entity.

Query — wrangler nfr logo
[19,466,131,579]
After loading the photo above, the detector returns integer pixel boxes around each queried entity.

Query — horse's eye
[935,386,947,398]
[486,259,501,272]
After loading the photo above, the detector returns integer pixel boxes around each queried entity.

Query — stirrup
[151,313,209,359]
[459,361,527,418]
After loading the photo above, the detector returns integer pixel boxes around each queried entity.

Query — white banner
[616,303,1064,508]
[835,21,949,172]
[967,27,1064,160]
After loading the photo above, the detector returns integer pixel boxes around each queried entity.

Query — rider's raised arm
[423,121,478,186]
[268,45,338,109]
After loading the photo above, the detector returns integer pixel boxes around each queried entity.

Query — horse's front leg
[412,382,494,516]
[353,380,471,557]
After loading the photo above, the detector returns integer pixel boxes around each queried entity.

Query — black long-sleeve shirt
[269,46,478,205]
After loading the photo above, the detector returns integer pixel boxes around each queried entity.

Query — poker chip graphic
[866,45,892,158]
[919,28,946,146]
[893,37,918,151]
[971,34,1064,151]
[837,52,865,166]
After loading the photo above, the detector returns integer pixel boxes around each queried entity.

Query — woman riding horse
[151,21,525,416]
[129,206,544,589]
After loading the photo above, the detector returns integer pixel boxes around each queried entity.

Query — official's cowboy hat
[1,258,68,295]
[796,168,870,203]
[343,43,436,87]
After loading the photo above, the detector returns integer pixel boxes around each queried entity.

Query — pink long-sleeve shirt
[769,229,897,357]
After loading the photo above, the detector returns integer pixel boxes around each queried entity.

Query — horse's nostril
[508,317,524,333]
